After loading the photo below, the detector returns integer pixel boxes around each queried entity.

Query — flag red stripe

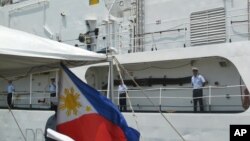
[57,114,127,141]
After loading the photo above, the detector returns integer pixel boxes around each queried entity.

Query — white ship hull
[1,108,249,141]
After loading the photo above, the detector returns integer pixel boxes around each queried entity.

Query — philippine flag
[57,64,140,141]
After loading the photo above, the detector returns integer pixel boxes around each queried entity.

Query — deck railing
[0,85,248,113]
[108,84,248,112]
[0,91,51,109]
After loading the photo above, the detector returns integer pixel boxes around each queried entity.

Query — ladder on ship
[248,0,250,40]
[134,0,145,52]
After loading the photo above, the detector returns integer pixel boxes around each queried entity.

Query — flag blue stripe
[61,64,140,141]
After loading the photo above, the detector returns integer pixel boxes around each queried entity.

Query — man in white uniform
[191,67,206,112]
[49,78,56,97]
[118,81,128,112]
[7,80,15,108]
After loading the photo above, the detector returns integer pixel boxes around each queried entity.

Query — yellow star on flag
[85,106,92,112]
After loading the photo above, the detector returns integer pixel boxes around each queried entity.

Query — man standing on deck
[7,80,15,108]
[49,78,56,97]
[191,67,206,112]
[118,80,128,112]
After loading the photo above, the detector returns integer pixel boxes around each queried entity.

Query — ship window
[89,0,99,5]
[190,7,226,46]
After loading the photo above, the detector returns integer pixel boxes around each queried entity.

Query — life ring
[242,88,250,110]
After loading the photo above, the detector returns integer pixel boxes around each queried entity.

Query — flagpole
[106,0,117,54]
[108,56,114,103]
[106,0,117,103]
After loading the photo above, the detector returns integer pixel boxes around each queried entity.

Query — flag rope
[113,58,143,141]
[8,105,27,141]
[113,57,186,141]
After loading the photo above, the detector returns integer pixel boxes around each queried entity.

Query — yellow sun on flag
[59,87,82,116]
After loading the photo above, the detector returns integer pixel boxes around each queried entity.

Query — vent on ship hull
[190,7,226,46]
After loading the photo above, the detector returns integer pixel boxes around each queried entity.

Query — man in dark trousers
[118,80,128,112]
[191,67,206,112]
[7,80,15,108]
[49,78,56,97]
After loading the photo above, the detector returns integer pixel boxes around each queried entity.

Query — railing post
[117,91,120,108]
[56,70,59,97]
[184,22,187,47]
[29,74,32,109]
[228,15,231,42]
[208,85,212,112]
[159,87,162,111]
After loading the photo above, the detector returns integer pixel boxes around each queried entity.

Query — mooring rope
[113,57,186,141]
[8,105,27,141]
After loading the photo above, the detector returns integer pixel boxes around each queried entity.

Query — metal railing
[110,84,248,113]
[0,84,248,113]
[0,91,51,109]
